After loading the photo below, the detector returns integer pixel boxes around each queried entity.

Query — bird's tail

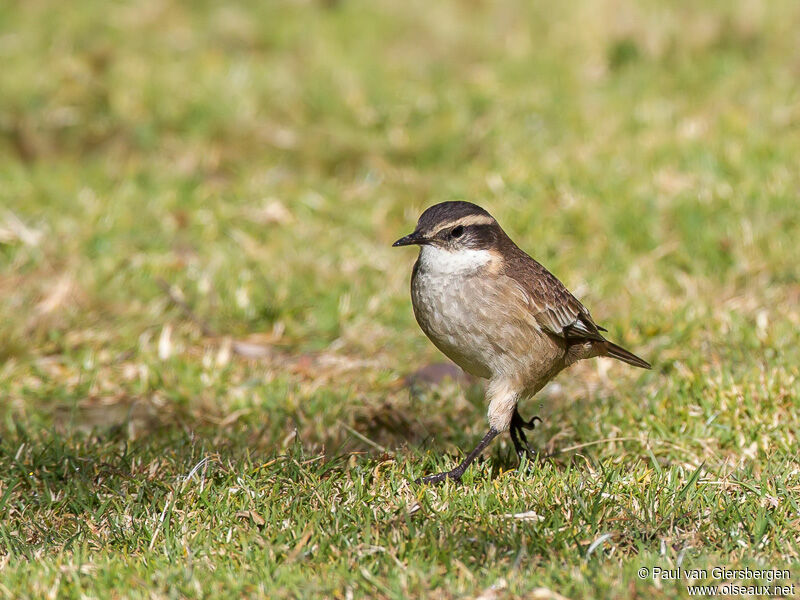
[602,340,651,369]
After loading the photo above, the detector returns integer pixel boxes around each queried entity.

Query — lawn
[1,0,799,597]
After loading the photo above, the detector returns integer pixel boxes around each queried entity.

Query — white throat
[417,245,492,276]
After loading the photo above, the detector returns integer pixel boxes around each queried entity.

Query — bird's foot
[510,410,542,469]
[515,446,539,466]
[512,435,539,464]
[516,414,542,431]
[415,468,463,485]
[414,428,500,486]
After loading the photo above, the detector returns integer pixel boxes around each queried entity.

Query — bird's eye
[451,226,464,239]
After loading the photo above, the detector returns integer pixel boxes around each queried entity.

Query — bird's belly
[412,269,568,387]
[412,271,536,379]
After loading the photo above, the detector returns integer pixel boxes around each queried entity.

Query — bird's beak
[392,231,426,247]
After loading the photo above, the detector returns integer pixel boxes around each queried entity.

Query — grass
[1,0,799,597]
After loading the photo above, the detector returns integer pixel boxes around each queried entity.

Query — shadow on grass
[0,360,606,560]
[9,362,585,496]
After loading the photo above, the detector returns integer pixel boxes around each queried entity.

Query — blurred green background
[1,0,798,598]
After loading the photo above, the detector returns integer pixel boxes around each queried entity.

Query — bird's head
[393,201,512,275]
[392,201,504,252]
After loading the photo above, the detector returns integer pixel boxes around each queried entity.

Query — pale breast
[410,247,562,383]
[412,264,493,378]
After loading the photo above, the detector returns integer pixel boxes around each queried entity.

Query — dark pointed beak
[392,231,426,247]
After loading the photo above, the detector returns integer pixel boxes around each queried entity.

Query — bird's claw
[514,414,542,430]
[510,411,542,468]
[415,470,461,485]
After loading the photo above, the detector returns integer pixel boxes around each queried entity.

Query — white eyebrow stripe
[429,214,495,236]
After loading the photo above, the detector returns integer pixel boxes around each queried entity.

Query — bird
[392,201,650,484]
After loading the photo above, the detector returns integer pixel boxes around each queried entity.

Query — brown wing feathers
[502,243,651,369]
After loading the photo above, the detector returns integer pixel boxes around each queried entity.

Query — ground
[1,0,799,598]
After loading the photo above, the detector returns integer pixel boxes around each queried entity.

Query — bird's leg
[513,425,536,463]
[509,420,527,461]
[509,409,542,465]
[416,428,499,485]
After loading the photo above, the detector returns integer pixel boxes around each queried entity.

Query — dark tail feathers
[602,341,651,369]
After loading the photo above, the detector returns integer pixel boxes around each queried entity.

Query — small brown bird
[393,201,650,484]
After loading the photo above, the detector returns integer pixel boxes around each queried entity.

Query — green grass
[1,0,799,597]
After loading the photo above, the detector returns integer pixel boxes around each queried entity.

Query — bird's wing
[503,254,607,344]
